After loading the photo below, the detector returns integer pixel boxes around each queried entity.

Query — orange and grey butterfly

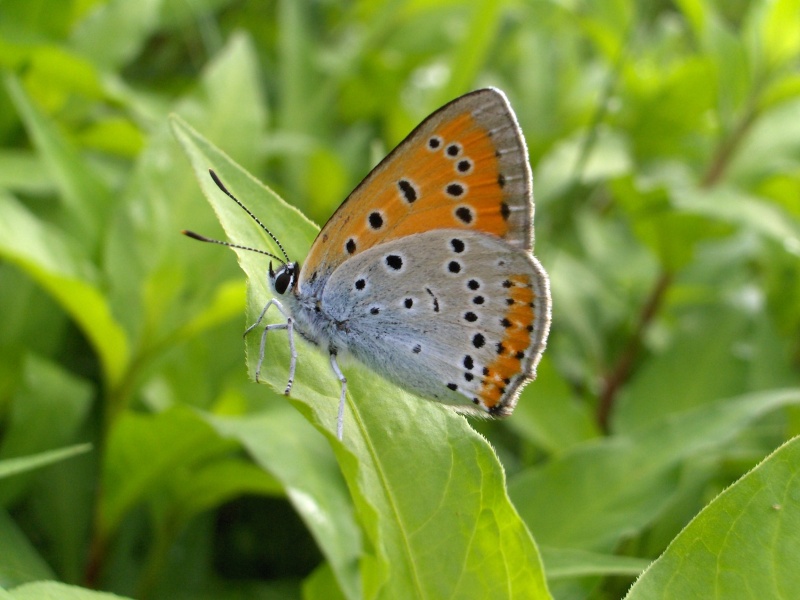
[185,88,551,440]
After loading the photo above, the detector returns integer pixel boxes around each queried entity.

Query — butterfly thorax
[270,264,349,353]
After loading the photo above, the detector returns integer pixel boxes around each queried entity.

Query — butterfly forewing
[299,88,533,289]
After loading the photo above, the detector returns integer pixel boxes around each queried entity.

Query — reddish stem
[597,271,672,432]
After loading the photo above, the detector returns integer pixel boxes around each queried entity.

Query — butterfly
[184,88,551,440]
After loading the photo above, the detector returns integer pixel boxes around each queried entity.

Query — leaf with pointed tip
[626,435,800,599]
[171,116,552,599]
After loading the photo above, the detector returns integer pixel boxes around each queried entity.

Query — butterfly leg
[246,300,296,394]
[244,298,281,337]
[255,321,287,383]
[329,352,347,441]
[284,316,297,395]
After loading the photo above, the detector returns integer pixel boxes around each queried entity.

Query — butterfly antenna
[182,230,286,263]
[208,170,291,263]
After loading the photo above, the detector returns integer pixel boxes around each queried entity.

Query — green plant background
[1,1,799,599]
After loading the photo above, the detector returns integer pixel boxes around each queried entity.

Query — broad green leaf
[303,562,347,600]
[675,0,706,36]
[673,186,800,254]
[172,280,246,342]
[75,117,143,158]
[100,406,237,537]
[0,509,54,588]
[726,98,800,189]
[688,3,750,126]
[24,45,105,101]
[155,458,284,529]
[276,0,318,210]
[7,581,132,600]
[613,175,726,271]
[172,116,552,599]
[536,128,631,205]
[0,150,54,194]
[185,32,268,173]
[27,440,97,584]
[0,445,91,481]
[209,405,360,600]
[507,358,599,454]
[335,367,551,599]
[0,270,63,402]
[759,72,800,112]
[509,389,800,552]
[4,74,113,251]
[626,435,800,599]
[619,57,715,162]
[70,0,161,70]
[0,193,130,389]
[0,355,93,505]
[613,306,752,433]
[754,0,800,68]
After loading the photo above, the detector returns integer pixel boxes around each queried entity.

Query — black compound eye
[274,268,293,294]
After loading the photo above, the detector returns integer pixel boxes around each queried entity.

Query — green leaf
[100,406,236,537]
[0,509,54,588]
[754,0,800,68]
[7,581,133,600]
[172,280,247,342]
[0,445,91,481]
[171,116,552,599]
[612,306,752,433]
[0,193,130,390]
[536,127,631,204]
[0,355,93,505]
[338,368,552,599]
[70,0,160,70]
[303,562,347,600]
[156,456,284,530]
[541,546,650,580]
[0,150,54,195]
[209,405,360,600]
[625,435,800,599]
[509,389,800,552]
[759,72,800,112]
[673,186,800,253]
[4,74,113,251]
[506,358,599,454]
[726,98,800,188]
[613,175,726,271]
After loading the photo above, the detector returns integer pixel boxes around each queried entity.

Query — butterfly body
[268,87,551,431]
[189,88,551,439]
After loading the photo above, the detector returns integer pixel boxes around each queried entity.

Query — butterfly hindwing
[299,88,533,290]
[320,229,549,414]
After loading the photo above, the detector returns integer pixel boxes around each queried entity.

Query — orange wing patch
[476,275,538,413]
[299,89,532,287]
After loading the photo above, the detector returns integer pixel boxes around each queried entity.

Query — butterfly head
[269,261,300,295]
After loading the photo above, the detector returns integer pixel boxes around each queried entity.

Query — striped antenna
[207,170,290,264]
[181,230,286,263]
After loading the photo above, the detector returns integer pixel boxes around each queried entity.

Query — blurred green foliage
[0,1,799,599]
